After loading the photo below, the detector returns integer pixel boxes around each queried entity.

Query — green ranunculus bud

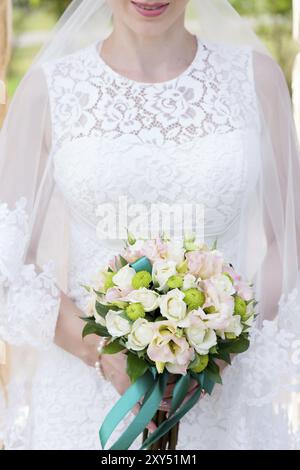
[204,306,216,314]
[189,354,209,373]
[177,260,188,274]
[104,272,115,291]
[225,332,237,340]
[167,275,183,289]
[132,270,152,289]
[234,296,247,318]
[184,288,205,310]
[126,303,145,321]
[127,230,136,246]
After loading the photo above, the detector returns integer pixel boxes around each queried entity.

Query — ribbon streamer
[99,367,216,450]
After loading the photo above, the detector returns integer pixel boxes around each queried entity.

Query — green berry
[234,296,247,318]
[167,275,183,289]
[126,303,145,321]
[204,306,216,314]
[132,271,152,289]
[189,354,209,373]
[184,288,205,310]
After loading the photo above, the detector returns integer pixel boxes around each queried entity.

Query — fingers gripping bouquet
[82,235,256,450]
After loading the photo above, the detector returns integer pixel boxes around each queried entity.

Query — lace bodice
[42,38,260,295]
[45,38,258,150]
[40,38,261,313]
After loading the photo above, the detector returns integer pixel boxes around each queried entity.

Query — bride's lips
[131,1,170,18]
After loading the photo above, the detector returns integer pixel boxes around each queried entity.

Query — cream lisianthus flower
[186,250,224,279]
[126,318,154,351]
[125,288,160,312]
[113,265,136,290]
[152,260,177,291]
[105,310,131,338]
[147,321,194,375]
[160,289,187,324]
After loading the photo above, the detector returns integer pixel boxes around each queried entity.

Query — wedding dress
[1,35,300,450]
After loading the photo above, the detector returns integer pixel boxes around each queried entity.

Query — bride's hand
[101,351,131,394]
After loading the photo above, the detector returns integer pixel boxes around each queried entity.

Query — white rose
[105,310,131,337]
[126,288,160,312]
[213,274,235,296]
[166,241,185,265]
[113,264,136,290]
[126,318,154,351]
[183,274,197,290]
[152,260,177,291]
[160,289,187,323]
[186,324,217,355]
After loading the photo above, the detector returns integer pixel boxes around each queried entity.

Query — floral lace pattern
[43,38,259,152]
[0,199,61,349]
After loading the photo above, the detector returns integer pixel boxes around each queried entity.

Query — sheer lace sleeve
[0,68,61,349]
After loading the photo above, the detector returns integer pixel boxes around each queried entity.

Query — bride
[0,0,300,450]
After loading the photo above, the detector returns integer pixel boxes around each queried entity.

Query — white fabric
[1,0,300,450]
[1,37,299,449]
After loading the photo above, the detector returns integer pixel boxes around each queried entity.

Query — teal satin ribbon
[100,369,169,450]
[130,256,152,274]
[98,368,215,450]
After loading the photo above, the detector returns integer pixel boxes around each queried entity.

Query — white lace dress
[2,37,298,450]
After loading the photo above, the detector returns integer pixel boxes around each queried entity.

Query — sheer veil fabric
[0,0,300,448]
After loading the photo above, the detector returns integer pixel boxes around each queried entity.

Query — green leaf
[198,370,216,395]
[95,301,111,318]
[82,322,109,338]
[126,352,149,383]
[80,284,91,293]
[102,340,125,354]
[205,360,222,385]
[219,335,250,354]
[119,255,129,267]
[79,316,95,323]
[93,288,105,296]
[216,350,231,365]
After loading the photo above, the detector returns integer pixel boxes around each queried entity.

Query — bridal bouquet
[81,235,256,450]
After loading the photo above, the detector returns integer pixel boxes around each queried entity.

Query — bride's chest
[52,130,260,233]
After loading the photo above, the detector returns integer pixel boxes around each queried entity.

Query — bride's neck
[100,21,197,83]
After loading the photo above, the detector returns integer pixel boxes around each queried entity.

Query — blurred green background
[7,0,299,97]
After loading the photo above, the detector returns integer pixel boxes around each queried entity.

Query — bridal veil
[0,0,300,448]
